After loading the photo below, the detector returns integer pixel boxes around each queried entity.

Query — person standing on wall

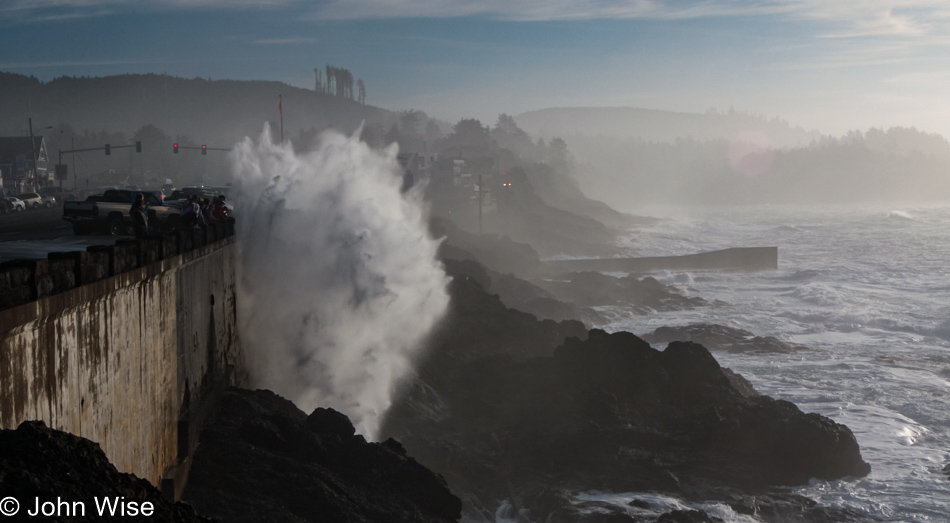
[129,193,150,237]
[179,195,203,229]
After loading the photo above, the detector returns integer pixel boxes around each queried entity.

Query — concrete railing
[0,219,243,499]
[0,220,235,312]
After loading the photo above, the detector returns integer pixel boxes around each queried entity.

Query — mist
[230,125,449,439]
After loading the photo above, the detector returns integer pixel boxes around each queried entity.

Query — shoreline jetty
[542,246,778,274]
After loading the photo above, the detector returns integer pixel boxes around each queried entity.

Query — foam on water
[572,491,760,523]
[605,203,950,521]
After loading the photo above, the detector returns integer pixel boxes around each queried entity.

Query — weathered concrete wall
[0,222,242,489]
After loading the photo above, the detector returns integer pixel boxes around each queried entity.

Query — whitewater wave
[782,269,822,281]
[886,210,916,221]
[785,282,850,307]
[232,126,450,439]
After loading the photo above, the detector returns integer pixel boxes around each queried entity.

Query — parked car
[3,197,26,213]
[39,187,79,204]
[87,186,118,196]
[15,192,45,209]
[63,189,180,235]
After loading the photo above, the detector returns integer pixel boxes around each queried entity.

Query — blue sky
[2,0,949,138]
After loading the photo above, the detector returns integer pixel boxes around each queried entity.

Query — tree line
[315,65,366,104]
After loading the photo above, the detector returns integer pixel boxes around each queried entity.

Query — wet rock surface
[533,271,712,314]
[443,257,607,327]
[382,260,871,522]
[433,218,542,277]
[182,389,461,523]
[644,324,808,354]
[0,421,209,522]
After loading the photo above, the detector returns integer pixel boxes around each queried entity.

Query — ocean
[597,203,950,521]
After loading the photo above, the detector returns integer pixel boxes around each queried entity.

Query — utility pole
[474,174,489,235]
[503,180,512,223]
[28,118,36,184]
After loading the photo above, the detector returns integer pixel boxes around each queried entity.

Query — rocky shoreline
[379,254,871,522]
[0,201,874,522]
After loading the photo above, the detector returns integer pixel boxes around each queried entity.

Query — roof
[0,136,45,164]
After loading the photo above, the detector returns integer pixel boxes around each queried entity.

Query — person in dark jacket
[129,193,150,237]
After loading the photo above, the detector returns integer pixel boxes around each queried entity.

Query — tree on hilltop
[446,118,491,149]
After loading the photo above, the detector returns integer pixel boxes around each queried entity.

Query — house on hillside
[0,136,50,194]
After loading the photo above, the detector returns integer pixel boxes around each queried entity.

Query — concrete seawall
[0,222,243,495]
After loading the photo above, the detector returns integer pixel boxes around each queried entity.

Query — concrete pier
[542,246,778,274]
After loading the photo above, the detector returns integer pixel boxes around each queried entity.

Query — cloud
[251,36,316,45]
[303,0,948,28]
[0,59,148,69]
[5,0,950,49]
[884,71,950,86]
[0,0,300,23]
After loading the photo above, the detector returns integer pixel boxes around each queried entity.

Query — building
[0,136,50,194]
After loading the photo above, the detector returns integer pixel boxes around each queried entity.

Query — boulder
[644,324,807,354]
[0,421,210,522]
[183,389,462,523]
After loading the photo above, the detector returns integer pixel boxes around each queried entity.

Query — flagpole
[279,95,284,144]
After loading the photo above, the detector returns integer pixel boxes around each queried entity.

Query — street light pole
[479,175,483,235]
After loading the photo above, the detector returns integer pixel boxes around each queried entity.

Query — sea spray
[230,126,450,439]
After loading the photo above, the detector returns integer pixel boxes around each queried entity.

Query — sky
[2,0,949,138]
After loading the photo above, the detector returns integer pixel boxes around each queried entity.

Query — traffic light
[104,144,111,155]
[202,145,207,155]
[135,141,142,153]
[173,143,179,154]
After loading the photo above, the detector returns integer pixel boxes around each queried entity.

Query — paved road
[0,206,120,262]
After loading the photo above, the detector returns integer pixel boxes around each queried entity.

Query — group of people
[128,193,230,237]
[178,194,230,229]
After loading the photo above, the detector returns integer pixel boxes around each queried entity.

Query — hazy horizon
[2,1,949,139]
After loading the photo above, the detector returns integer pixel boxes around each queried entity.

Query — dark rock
[720,368,759,398]
[657,509,719,522]
[442,257,606,327]
[183,389,462,523]
[488,269,607,326]
[534,271,708,313]
[381,258,870,520]
[307,407,356,437]
[0,421,210,522]
[644,324,807,354]
[628,499,651,509]
[545,500,639,523]
[432,218,542,277]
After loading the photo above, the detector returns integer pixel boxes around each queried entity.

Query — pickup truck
[62,189,181,235]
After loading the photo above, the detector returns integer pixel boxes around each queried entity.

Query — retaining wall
[0,220,243,492]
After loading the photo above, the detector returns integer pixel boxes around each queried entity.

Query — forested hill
[515,106,820,148]
[0,72,396,145]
